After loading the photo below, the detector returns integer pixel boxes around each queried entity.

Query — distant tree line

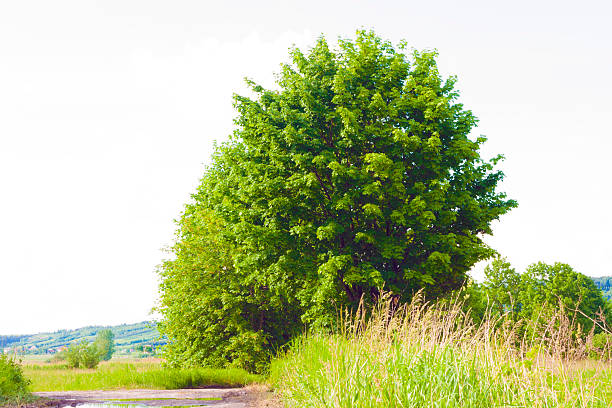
[0,336,28,348]
[0,321,163,355]
[592,276,612,301]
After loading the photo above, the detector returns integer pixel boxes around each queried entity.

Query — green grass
[23,360,261,391]
[270,296,612,408]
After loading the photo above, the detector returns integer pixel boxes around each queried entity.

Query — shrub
[62,341,101,369]
[0,354,31,405]
[590,332,612,360]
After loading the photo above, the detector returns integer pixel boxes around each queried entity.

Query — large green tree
[157,31,516,371]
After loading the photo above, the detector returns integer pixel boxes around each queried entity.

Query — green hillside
[0,321,166,358]
[592,276,612,301]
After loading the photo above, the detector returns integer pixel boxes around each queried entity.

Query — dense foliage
[468,258,611,338]
[0,354,31,405]
[59,329,115,368]
[62,340,101,369]
[94,329,115,361]
[158,31,515,371]
[591,332,612,359]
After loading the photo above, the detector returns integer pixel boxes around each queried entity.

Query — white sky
[1,0,611,335]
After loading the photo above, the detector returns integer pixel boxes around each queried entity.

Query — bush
[62,341,101,369]
[590,332,612,360]
[0,354,31,405]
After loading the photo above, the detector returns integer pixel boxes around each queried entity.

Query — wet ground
[32,388,262,408]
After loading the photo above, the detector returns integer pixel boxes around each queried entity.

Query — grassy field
[23,358,262,391]
[269,296,612,408]
[14,298,612,407]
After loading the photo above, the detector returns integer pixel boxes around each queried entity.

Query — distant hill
[0,321,166,358]
[592,276,612,301]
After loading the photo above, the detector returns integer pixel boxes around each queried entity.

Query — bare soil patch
[24,388,280,408]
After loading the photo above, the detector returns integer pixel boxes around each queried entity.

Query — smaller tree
[519,262,609,334]
[481,259,611,336]
[63,343,80,368]
[483,257,522,314]
[94,329,115,361]
[63,341,101,369]
[79,344,101,369]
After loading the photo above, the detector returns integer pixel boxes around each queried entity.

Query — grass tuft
[270,292,612,407]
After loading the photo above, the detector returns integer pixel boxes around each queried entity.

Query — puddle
[74,403,220,408]
[75,406,148,408]
[101,399,220,402]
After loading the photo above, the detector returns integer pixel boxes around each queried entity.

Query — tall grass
[24,360,262,391]
[270,293,612,407]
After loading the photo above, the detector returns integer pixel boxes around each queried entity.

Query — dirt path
[32,388,278,408]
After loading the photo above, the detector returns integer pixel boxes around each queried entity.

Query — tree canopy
[94,329,115,361]
[157,30,516,371]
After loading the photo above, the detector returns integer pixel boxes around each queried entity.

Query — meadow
[269,295,612,408]
[22,358,261,391]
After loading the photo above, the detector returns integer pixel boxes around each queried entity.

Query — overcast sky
[1,0,611,335]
